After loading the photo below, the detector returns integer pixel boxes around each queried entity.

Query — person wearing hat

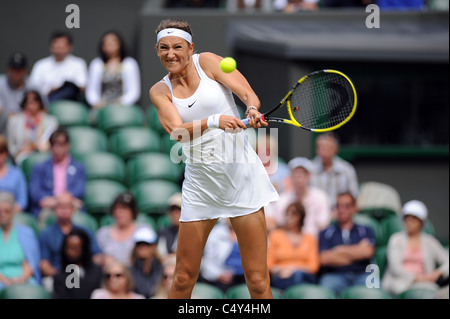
[265,156,331,237]
[382,200,449,297]
[129,227,163,298]
[0,52,30,134]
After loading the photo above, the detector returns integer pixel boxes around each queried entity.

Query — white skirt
[179,129,280,222]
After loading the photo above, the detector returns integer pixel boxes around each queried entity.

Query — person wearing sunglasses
[90,259,145,299]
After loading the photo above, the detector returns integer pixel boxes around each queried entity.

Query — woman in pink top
[382,200,449,297]
[90,259,145,299]
[267,202,320,290]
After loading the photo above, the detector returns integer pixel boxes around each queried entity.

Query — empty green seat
[109,127,162,161]
[0,284,51,299]
[340,285,393,299]
[79,152,126,184]
[68,126,108,159]
[96,104,144,135]
[48,100,90,127]
[126,152,181,186]
[396,287,437,299]
[353,213,384,247]
[284,284,337,299]
[84,180,127,216]
[225,283,282,299]
[130,180,181,215]
[192,282,225,299]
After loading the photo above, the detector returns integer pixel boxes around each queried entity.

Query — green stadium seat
[353,213,384,247]
[0,284,51,299]
[225,283,282,299]
[126,152,181,186]
[284,284,337,299]
[192,282,225,299]
[130,180,181,216]
[96,104,144,135]
[48,100,90,127]
[19,152,51,181]
[396,287,437,299]
[357,181,402,221]
[68,126,108,159]
[78,152,126,184]
[13,212,39,236]
[108,127,162,161]
[340,285,393,299]
[83,180,127,216]
[146,105,166,135]
[156,214,173,231]
[99,213,157,231]
[374,245,387,278]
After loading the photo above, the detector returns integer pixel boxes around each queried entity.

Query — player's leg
[230,208,273,299]
[168,218,218,299]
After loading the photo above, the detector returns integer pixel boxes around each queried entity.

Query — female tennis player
[149,18,279,299]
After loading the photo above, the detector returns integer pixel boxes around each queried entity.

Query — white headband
[157,28,192,44]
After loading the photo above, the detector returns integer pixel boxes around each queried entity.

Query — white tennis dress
[161,53,279,222]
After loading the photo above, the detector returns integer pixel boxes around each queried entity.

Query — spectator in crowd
[0,52,30,135]
[0,135,28,212]
[199,219,246,292]
[85,30,141,114]
[29,31,87,102]
[376,0,426,10]
[152,255,176,299]
[164,0,221,8]
[267,202,320,291]
[96,192,155,266]
[273,0,319,12]
[129,227,163,298]
[310,132,359,212]
[52,227,103,299]
[266,157,331,236]
[382,200,449,298]
[7,90,58,165]
[0,191,41,289]
[318,192,375,296]
[321,0,370,7]
[90,259,145,299]
[39,191,103,290]
[29,127,85,220]
[256,133,291,194]
[157,192,181,263]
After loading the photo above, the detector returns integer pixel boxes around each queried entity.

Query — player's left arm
[199,52,266,128]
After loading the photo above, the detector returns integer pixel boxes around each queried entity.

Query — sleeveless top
[160,53,279,221]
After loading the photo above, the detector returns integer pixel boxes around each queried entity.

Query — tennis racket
[242,69,357,132]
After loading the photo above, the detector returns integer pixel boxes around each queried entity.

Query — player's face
[156,37,193,73]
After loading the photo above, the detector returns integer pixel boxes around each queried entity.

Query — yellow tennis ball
[220,57,236,73]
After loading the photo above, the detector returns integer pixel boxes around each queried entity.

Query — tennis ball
[220,57,236,73]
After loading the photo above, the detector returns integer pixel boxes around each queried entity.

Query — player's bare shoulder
[198,52,223,80]
[149,80,171,107]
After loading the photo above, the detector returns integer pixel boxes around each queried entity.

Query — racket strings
[289,72,355,130]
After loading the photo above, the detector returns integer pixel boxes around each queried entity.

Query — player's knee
[246,271,270,295]
[173,268,198,291]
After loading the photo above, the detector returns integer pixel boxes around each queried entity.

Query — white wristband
[207,114,221,128]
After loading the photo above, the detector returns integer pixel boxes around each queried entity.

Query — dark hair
[337,191,356,205]
[110,192,138,220]
[98,30,128,63]
[155,18,193,37]
[60,228,93,269]
[285,202,306,230]
[20,90,45,111]
[50,30,73,45]
[49,127,70,146]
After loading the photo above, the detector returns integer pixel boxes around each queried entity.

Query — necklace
[170,56,194,82]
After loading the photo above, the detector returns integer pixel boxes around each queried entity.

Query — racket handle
[241,114,264,127]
